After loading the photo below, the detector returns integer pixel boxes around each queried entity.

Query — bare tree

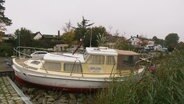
[62,21,73,33]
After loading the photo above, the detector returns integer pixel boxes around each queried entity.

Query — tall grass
[95,50,184,104]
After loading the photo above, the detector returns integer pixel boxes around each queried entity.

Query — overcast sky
[4,0,184,41]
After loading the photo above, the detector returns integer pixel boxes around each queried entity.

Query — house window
[64,63,82,73]
[106,56,115,65]
[87,55,104,65]
[43,61,61,72]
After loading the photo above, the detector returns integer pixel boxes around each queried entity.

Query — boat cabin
[117,50,139,70]
[40,47,139,75]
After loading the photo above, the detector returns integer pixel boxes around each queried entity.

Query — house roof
[33,32,56,39]
[128,35,153,41]
[33,31,42,36]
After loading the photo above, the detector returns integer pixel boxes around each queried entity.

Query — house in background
[54,44,69,52]
[33,31,60,40]
[128,35,143,48]
[147,40,154,46]
[0,31,14,42]
[33,32,42,40]
[154,45,163,51]
[144,40,155,51]
[128,35,157,52]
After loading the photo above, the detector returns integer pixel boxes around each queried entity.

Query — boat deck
[15,58,37,70]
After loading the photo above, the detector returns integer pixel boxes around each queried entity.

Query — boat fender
[149,64,156,74]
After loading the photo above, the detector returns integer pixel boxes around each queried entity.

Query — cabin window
[87,55,104,65]
[43,61,61,72]
[106,56,115,65]
[122,56,134,66]
[64,63,82,73]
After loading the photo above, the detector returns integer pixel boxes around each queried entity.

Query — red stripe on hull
[15,75,101,93]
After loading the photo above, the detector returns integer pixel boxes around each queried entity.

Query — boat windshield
[83,52,89,60]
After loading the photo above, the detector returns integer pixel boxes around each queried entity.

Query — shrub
[0,43,13,57]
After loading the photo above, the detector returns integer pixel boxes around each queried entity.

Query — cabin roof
[86,47,118,56]
[117,50,139,56]
[44,53,85,63]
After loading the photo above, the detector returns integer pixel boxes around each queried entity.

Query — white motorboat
[12,47,144,91]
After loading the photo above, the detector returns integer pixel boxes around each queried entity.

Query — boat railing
[109,63,116,78]
[13,46,53,58]
[70,59,84,77]
[13,46,31,58]
[68,71,125,76]
[70,60,77,76]
[79,61,84,77]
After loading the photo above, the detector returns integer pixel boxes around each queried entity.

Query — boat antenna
[18,34,20,57]
[72,38,83,55]
[90,28,92,47]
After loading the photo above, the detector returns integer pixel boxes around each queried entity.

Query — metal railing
[13,46,53,58]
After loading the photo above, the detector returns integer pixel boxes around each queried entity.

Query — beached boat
[12,47,144,91]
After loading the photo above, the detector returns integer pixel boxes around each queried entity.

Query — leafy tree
[0,31,4,42]
[105,32,135,50]
[74,17,110,48]
[152,36,157,40]
[0,0,12,31]
[91,26,107,47]
[114,37,134,50]
[14,28,34,47]
[105,32,124,43]
[62,30,76,46]
[61,21,76,46]
[176,42,184,50]
[0,42,13,56]
[97,33,107,46]
[152,36,165,46]
[165,33,179,51]
[152,36,164,45]
[62,21,72,33]
[74,17,94,47]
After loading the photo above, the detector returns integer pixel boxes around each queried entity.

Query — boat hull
[14,75,100,92]
[12,64,110,92]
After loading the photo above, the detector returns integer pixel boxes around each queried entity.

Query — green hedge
[0,43,13,57]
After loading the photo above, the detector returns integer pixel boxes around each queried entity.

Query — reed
[95,50,184,104]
